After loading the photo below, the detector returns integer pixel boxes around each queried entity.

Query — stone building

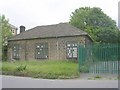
[7,23,92,61]
[9,24,18,36]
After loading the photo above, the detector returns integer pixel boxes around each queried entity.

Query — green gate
[78,44,120,74]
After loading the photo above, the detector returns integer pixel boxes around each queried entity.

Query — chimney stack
[20,25,25,33]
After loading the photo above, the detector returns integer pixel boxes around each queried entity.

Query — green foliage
[69,7,119,43]
[0,15,2,60]
[0,14,12,61]
[16,65,27,72]
[2,46,7,61]
[88,75,102,80]
[79,64,89,73]
[97,29,118,43]
[1,14,12,46]
[2,60,79,79]
[94,75,102,79]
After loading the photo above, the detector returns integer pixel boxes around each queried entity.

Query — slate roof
[9,23,89,41]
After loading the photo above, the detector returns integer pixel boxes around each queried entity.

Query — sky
[0,0,120,33]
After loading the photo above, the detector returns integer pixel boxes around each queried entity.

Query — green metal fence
[78,44,120,74]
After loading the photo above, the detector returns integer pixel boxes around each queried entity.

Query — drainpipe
[25,41,27,60]
[56,37,59,60]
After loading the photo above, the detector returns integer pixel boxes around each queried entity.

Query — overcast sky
[0,0,119,32]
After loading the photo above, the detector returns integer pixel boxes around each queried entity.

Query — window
[12,30,14,33]
[66,41,78,59]
[12,44,20,60]
[35,43,48,59]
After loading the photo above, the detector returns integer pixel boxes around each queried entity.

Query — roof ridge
[20,23,67,33]
[33,23,68,28]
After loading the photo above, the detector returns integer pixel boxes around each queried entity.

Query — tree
[1,15,12,46]
[0,14,12,60]
[69,7,119,43]
[97,29,118,43]
[0,15,2,60]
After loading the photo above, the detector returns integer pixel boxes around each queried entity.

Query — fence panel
[78,44,120,74]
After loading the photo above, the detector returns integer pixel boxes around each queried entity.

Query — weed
[16,65,27,72]
[94,75,102,79]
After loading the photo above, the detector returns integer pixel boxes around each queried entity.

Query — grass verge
[2,60,80,79]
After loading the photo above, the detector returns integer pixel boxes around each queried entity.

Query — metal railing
[78,44,120,74]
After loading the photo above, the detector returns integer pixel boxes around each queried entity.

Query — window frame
[35,43,48,59]
[12,44,20,60]
[66,41,78,59]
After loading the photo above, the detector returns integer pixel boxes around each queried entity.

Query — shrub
[79,65,89,73]
[94,75,102,79]
[16,65,27,72]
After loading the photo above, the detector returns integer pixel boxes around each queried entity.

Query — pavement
[79,73,118,80]
[1,75,118,88]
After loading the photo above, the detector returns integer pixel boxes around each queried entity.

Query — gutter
[8,34,88,41]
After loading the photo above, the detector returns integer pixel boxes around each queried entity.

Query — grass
[88,75,102,80]
[2,60,80,79]
[94,75,102,79]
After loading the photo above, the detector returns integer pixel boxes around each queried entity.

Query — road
[2,75,118,88]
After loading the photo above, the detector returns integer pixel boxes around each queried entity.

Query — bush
[79,65,89,73]
[2,46,7,61]
[16,65,27,72]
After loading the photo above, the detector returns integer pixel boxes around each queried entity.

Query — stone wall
[7,35,92,61]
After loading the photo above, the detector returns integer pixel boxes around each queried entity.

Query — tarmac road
[2,75,118,88]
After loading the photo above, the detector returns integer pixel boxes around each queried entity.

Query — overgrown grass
[2,60,80,79]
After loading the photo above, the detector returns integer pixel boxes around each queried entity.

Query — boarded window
[35,43,48,59]
[12,44,20,60]
[66,41,78,59]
